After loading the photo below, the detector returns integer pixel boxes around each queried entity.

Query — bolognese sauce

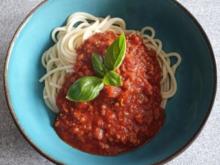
[54,31,164,155]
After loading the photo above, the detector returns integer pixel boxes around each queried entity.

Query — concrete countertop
[0,0,219,164]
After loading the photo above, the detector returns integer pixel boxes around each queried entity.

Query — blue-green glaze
[5,0,216,164]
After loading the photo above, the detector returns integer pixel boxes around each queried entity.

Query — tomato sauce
[55,31,164,155]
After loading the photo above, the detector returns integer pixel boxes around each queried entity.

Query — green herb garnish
[66,76,104,102]
[104,33,126,70]
[91,53,105,77]
[103,71,122,86]
[66,33,126,102]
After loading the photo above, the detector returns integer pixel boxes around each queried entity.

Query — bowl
[4,0,216,164]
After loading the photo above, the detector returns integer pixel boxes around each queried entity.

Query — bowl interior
[6,0,216,164]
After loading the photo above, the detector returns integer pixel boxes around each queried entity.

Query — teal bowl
[4,0,217,164]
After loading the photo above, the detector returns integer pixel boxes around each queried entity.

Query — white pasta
[39,12,181,113]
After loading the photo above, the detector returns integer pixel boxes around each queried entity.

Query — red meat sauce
[55,31,164,155]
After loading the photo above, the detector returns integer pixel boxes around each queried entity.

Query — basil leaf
[66,76,104,102]
[104,33,126,70]
[92,53,105,77]
[103,71,122,86]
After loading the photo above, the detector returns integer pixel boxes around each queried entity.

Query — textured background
[0,0,219,165]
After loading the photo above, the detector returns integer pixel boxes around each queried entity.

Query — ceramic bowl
[4,0,216,164]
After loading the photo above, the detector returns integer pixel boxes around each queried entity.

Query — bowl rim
[3,0,217,165]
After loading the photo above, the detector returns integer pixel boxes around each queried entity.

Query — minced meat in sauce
[55,31,164,155]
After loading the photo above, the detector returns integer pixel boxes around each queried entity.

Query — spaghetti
[40,12,181,113]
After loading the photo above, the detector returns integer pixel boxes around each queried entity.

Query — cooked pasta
[39,12,181,113]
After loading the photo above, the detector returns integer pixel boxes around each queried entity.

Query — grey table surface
[0,0,220,165]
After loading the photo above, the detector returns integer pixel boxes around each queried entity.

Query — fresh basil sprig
[66,33,126,102]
